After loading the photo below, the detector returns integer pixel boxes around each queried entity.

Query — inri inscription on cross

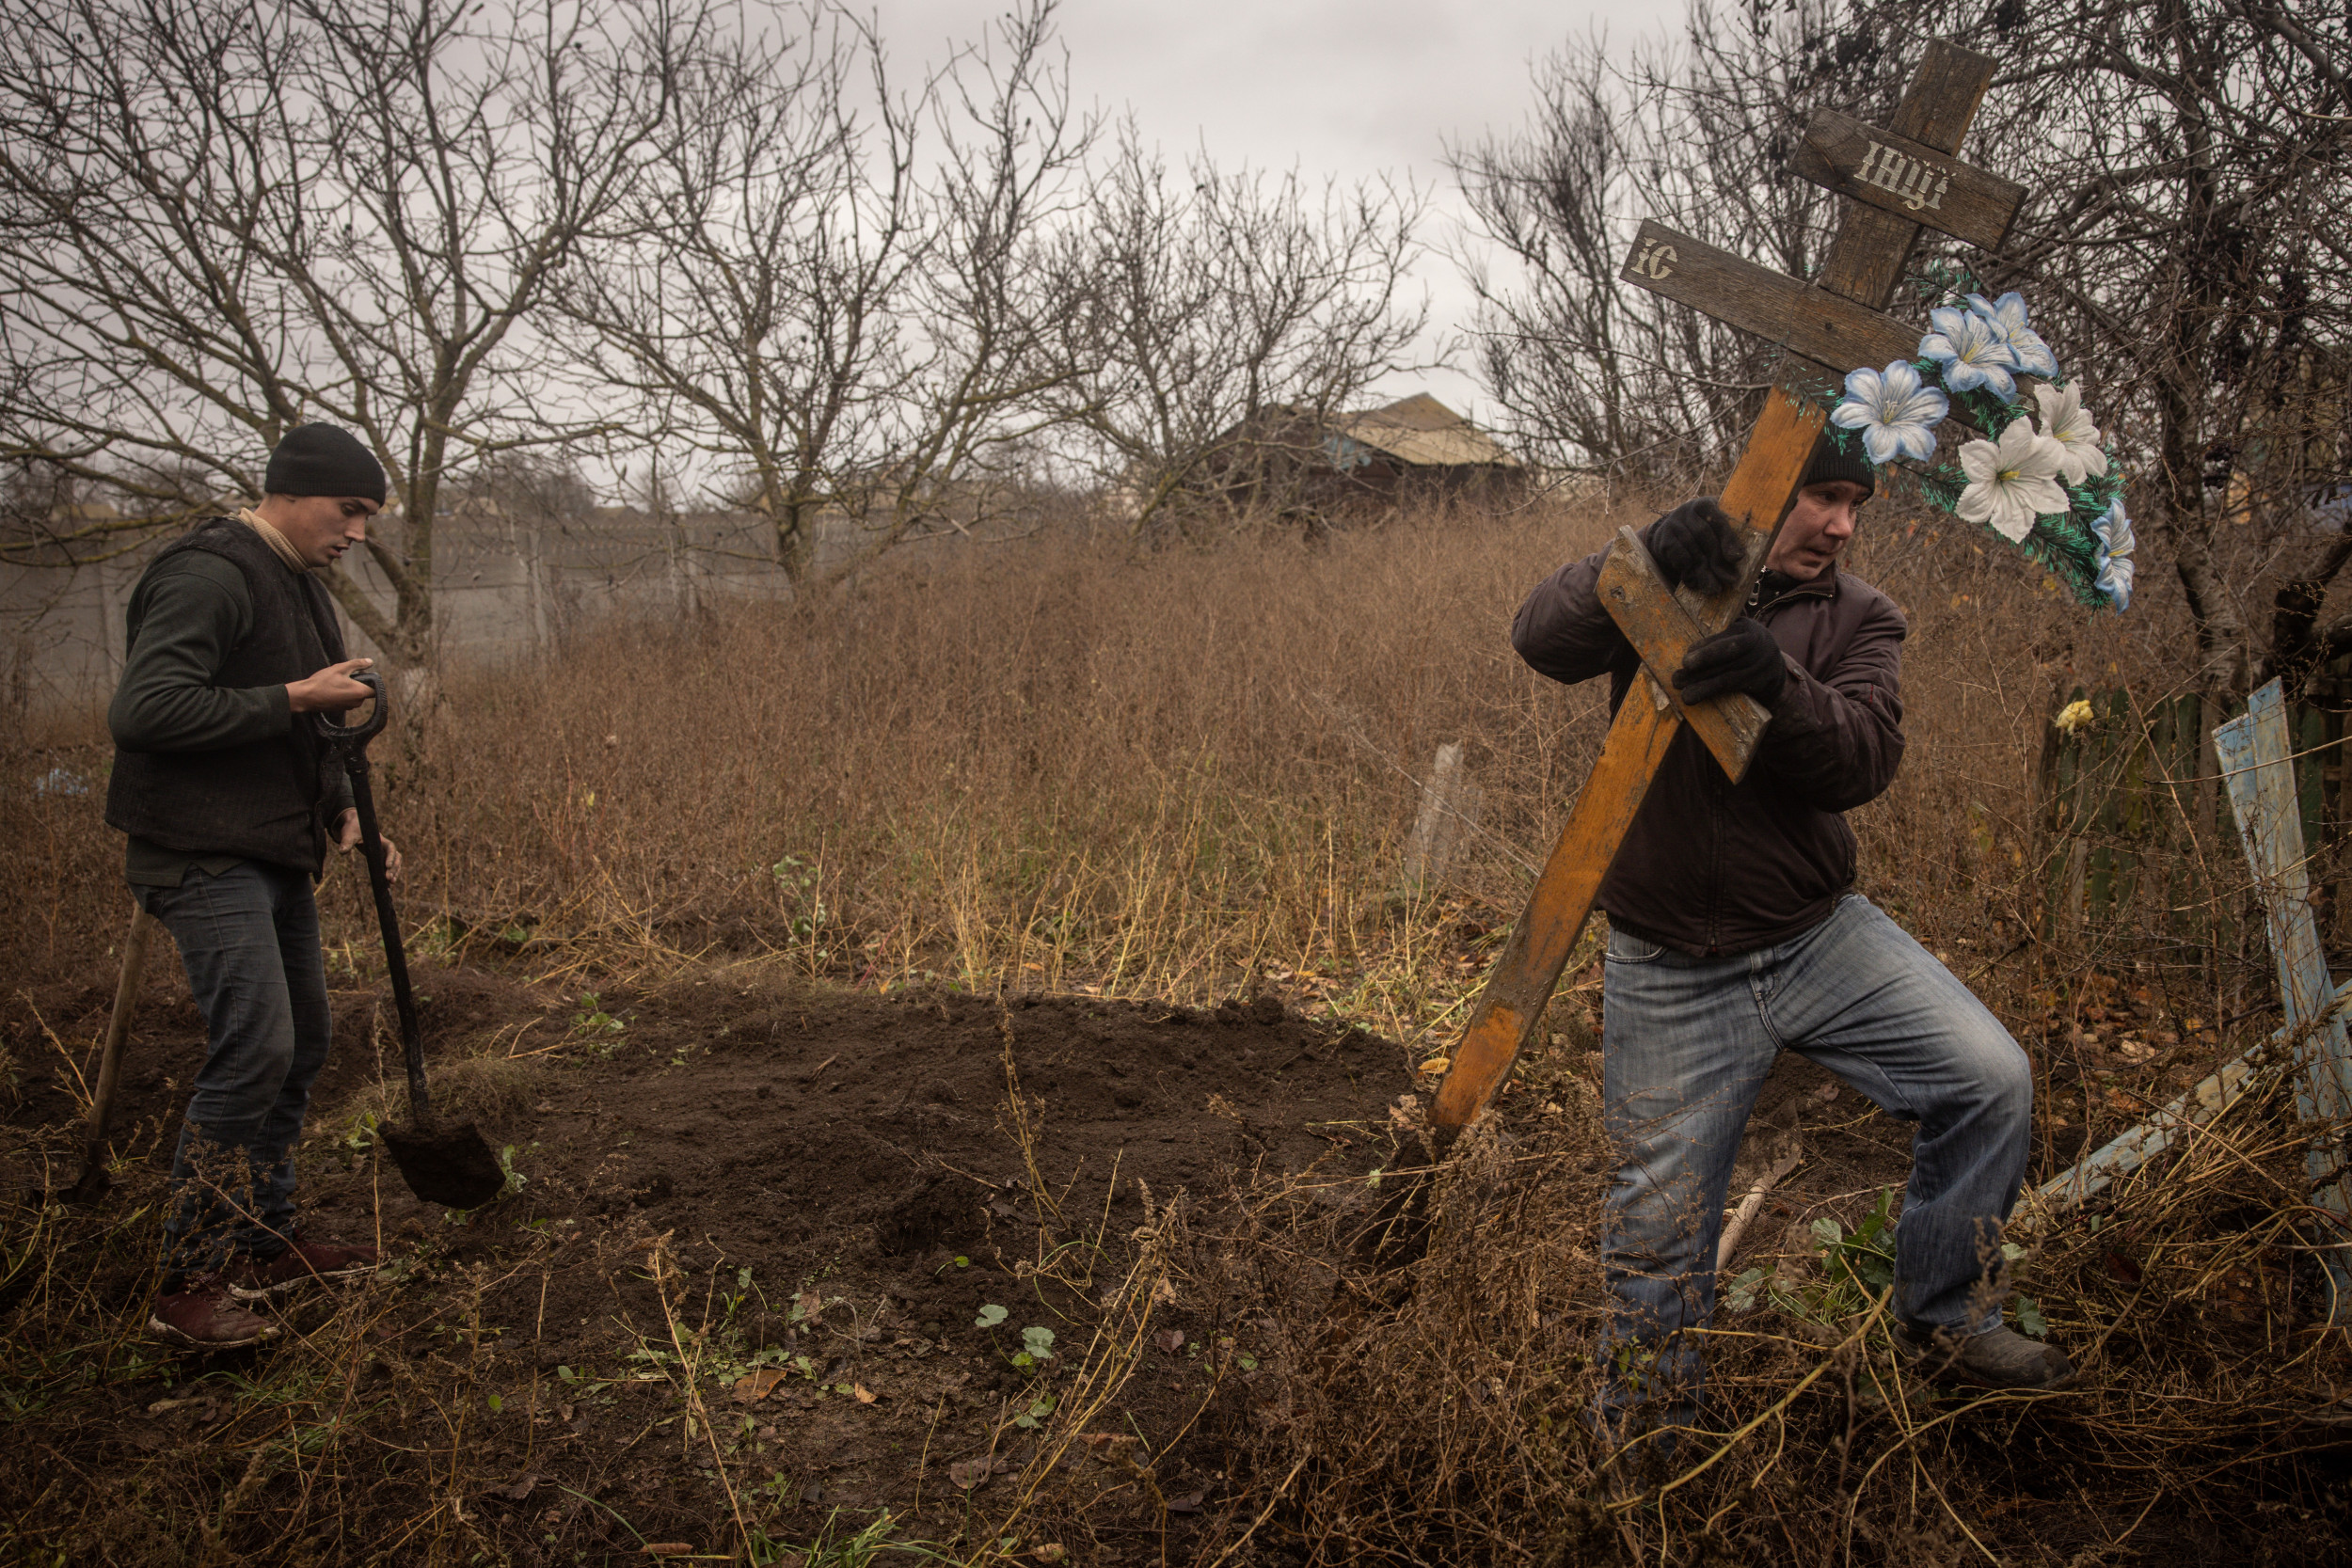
[1431,40,2026,1138]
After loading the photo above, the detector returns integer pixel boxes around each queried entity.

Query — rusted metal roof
[1331,394,1521,469]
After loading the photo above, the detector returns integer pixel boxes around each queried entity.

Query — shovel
[317,672,505,1209]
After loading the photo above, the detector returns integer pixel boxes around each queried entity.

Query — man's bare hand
[289,658,376,715]
[334,808,402,882]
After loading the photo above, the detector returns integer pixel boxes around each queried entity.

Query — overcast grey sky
[872,1,1668,420]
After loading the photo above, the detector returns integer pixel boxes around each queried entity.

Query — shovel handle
[316,672,433,1127]
[311,667,389,745]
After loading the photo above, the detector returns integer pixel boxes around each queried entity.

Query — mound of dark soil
[0,944,1965,1565]
[1,965,1422,1561]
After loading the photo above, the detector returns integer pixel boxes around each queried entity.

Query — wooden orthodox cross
[1432,40,2028,1137]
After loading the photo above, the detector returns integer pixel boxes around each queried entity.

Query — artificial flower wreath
[1824,290,2133,611]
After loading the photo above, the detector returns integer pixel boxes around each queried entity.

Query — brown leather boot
[149,1275,280,1349]
[225,1232,385,1301]
[1897,1322,2074,1389]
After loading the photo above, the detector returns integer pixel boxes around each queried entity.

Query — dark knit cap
[1800,430,1876,498]
[264,423,387,503]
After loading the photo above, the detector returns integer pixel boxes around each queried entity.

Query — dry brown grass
[0,485,2178,1011]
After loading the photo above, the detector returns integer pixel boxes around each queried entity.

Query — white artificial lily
[1966,291,2060,380]
[1956,419,2070,542]
[2031,381,2108,485]
[2095,496,2135,611]
[1920,306,2020,400]
[1831,361,1949,466]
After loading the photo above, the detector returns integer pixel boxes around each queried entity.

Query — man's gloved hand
[1641,498,1744,596]
[1674,618,1788,707]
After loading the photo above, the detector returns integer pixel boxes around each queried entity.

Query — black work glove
[1641,498,1744,597]
[1673,617,1788,707]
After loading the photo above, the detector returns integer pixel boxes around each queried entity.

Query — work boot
[1897,1322,2074,1389]
[150,1275,280,1350]
[225,1232,384,1301]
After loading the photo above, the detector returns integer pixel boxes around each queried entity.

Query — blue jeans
[1597,894,2031,1425]
[135,861,332,1284]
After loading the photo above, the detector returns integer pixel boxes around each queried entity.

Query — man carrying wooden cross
[1512,443,2074,1429]
[1420,36,2124,1437]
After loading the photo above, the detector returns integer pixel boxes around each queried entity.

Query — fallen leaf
[1417,1056,1450,1075]
[852,1383,876,1404]
[1167,1490,1205,1514]
[505,1473,540,1502]
[948,1457,994,1491]
[2103,1249,2144,1285]
[794,1291,824,1325]
[1033,1547,1067,1563]
[1153,1329,1185,1354]
[733,1368,787,1402]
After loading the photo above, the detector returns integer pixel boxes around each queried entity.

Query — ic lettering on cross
[1430,40,2029,1139]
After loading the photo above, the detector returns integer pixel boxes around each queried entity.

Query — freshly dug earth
[0,953,1926,1564]
[2,965,1421,1562]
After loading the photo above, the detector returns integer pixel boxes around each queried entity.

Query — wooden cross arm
[1624,220,1919,380]
[1788,107,2026,252]
[1596,528,1772,784]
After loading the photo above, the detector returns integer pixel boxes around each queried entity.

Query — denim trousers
[135,860,332,1283]
[1597,894,2032,1424]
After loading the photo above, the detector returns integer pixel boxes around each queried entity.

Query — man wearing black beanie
[1510,433,2067,1442]
[106,422,400,1348]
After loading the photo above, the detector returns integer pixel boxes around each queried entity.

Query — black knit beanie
[264,423,387,503]
[1799,430,1876,498]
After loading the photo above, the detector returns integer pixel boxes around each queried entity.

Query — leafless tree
[1451,5,1908,488]
[557,1,1092,579]
[0,0,716,660]
[1456,0,2351,694]
[1041,126,1428,532]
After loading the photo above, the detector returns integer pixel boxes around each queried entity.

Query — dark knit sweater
[105,521,354,884]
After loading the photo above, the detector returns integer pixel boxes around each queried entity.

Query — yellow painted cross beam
[1432,40,2010,1138]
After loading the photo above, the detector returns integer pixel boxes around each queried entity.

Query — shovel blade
[378,1120,505,1210]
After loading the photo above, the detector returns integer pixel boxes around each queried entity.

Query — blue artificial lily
[1920,306,2021,400]
[1830,361,1949,466]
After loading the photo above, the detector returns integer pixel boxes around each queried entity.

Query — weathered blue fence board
[2033,682,2352,1325]
[2031,988,2339,1214]
[2217,679,2352,1315]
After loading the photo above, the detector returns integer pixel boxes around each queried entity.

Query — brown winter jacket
[1511,545,1907,956]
